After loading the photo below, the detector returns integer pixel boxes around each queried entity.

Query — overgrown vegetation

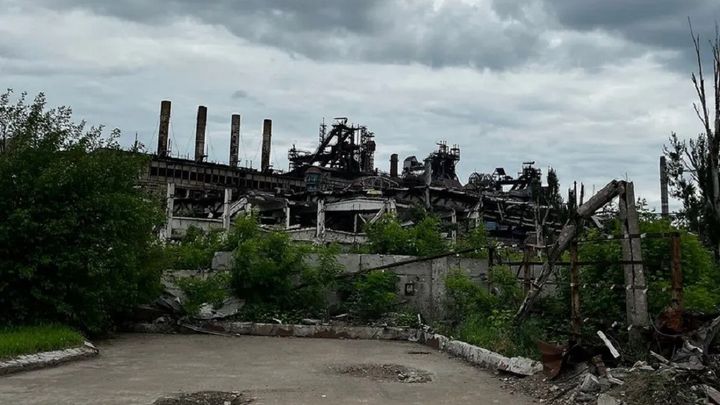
[539,213,720,343]
[441,266,544,358]
[0,325,85,359]
[342,271,399,321]
[164,227,225,270]
[364,213,447,256]
[229,216,344,318]
[177,272,232,316]
[0,91,164,334]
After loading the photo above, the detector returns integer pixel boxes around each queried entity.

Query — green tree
[0,91,164,333]
[664,26,720,260]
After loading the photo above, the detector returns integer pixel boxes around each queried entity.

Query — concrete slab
[0,334,533,405]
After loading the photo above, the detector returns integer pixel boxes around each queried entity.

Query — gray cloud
[1,0,706,213]
[26,0,652,71]
[526,0,720,70]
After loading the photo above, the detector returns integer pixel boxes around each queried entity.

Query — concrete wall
[212,251,489,321]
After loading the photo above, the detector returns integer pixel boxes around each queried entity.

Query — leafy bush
[574,216,720,334]
[0,91,164,333]
[442,266,542,358]
[164,227,225,270]
[345,271,399,321]
[455,225,489,258]
[230,230,343,314]
[488,265,523,308]
[177,272,232,316]
[364,213,447,256]
[443,268,496,325]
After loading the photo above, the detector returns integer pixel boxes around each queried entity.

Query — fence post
[671,232,683,309]
[523,247,532,294]
[570,241,582,344]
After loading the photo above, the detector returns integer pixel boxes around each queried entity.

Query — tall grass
[0,325,84,359]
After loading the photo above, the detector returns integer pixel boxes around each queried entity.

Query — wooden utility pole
[570,241,582,343]
[671,232,683,308]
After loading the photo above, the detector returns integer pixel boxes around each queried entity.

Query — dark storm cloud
[525,0,720,70]
[24,0,720,72]
[31,0,550,70]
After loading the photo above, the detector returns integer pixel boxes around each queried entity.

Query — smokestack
[261,119,272,172]
[157,100,171,156]
[390,154,399,177]
[229,114,240,167]
[194,105,207,162]
[660,156,669,218]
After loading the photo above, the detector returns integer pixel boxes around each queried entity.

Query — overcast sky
[2,0,719,210]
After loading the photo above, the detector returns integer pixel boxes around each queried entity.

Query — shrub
[443,268,496,325]
[230,230,343,314]
[455,225,489,258]
[347,271,399,321]
[164,227,225,270]
[364,213,447,256]
[177,272,232,316]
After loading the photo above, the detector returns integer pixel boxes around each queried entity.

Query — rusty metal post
[570,241,582,343]
[229,114,240,167]
[261,119,272,172]
[157,100,171,156]
[671,232,683,309]
[194,105,207,162]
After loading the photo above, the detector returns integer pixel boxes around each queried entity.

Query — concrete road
[0,334,533,404]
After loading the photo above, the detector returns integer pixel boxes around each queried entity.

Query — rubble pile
[502,354,719,404]
[502,315,720,405]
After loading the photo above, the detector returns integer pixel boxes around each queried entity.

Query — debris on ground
[500,316,720,405]
[195,297,244,320]
[331,363,432,383]
[153,391,253,405]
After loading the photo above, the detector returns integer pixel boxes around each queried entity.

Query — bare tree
[664,21,720,260]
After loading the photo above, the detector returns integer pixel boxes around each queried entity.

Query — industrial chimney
[157,100,171,156]
[390,154,399,177]
[660,156,669,218]
[194,105,208,162]
[229,114,241,167]
[261,119,272,172]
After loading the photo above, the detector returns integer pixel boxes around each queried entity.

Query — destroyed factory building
[140,101,562,243]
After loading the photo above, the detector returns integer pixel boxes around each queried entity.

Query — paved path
[0,333,533,404]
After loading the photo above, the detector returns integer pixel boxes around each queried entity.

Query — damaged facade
[140,100,562,243]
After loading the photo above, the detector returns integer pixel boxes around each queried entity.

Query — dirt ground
[0,333,533,404]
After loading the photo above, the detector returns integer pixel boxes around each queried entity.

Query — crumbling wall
[211,252,489,321]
